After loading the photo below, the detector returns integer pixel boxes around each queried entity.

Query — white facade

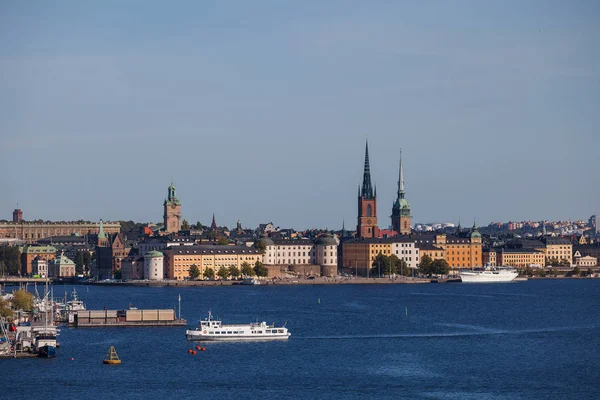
[575,256,597,267]
[32,258,48,278]
[144,253,164,280]
[316,245,337,266]
[263,237,338,267]
[264,241,316,265]
[138,238,195,254]
[392,241,420,270]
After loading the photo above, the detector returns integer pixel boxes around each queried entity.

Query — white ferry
[185,311,290,341]
[459,265,519,283]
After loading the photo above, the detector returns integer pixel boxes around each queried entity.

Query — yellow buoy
[103,346,122,365]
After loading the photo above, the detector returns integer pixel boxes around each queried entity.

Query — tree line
[188,261,268,280]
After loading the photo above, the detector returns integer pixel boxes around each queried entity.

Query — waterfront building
[144,251,164,280]
[259,233,339,276]
[20,245,57,276]
[121,254,144,280]
[95,232,132,280]
[32,256,48,278]
[413,225,482,269]
[48,253,76,278]
[341,237,418,276]
[482,248,497,266]
[0,218,120,243]
[541,238,573,265]
[357,141,379,238]
[391,150,411,235]
[497,248,545,268]
[163,182,182,234]
[163,245,262,280]
[575,255,597,267]
[417,243,446,263]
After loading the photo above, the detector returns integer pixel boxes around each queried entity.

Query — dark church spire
[361,141,374,199]
[211,213,217,231]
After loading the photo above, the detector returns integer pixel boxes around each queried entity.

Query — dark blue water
[2,280,599,399]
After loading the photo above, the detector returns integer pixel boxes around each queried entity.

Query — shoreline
[83,277,432,287]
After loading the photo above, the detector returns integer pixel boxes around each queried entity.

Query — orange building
[357,142,379,238]
[413,225,483,269]
[20,245,57,276]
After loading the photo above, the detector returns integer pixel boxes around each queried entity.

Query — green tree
[253,240,266,254]
[418,254,434,277]
[370,253,391,277]
[0,246,22,276]
[432,259,450,276]
[195,222,202,230]
[0,297,13,318]
[115,268,122,280]
[217,266,229,280]
[203,267,215,280]
[217,237,229,246]
[241,262,255,277]
[253,261,268,277]
[11,289,34,311]
[189,264,201,280]
[181,219,190,230]
[207,230,217,241]
[397,258,411,277]
[572,266,580,276]
[83,251,92,275]
[74,252,85,275]
[228,266,241,279]
[559,258,571,267]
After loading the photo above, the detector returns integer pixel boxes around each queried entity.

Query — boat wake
[297,324,600,341]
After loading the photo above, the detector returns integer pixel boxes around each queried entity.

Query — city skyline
[1,2,598,229]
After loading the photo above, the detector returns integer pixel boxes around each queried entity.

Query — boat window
[215,331,220,334]
[227,331,232,334]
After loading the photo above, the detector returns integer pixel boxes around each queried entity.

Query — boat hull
[459,271,518,283]
[38,345,56,358]
[186,330,290,341]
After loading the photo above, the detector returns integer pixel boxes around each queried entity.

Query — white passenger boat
[186,311,290,341]
[459,265,519,283]
[241,278,260,285]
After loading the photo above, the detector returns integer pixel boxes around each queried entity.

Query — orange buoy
[195,345,201,350]
[187,349,192,354]
[192,351,197,355]
[201,347,206,351]
[71,358,75,361]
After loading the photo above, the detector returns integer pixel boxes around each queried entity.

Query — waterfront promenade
[89,276,431,287]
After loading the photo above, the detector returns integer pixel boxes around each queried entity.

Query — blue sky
[1,1,598,229]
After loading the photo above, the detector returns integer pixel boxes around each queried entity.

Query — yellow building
[413,225,483,270]
[163,245,262,280]
[540,238,573,265]
[417,244,445,262]
[341,237,418,276]
[497,249,545,268]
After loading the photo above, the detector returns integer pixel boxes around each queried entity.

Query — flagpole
[178,294,181,320]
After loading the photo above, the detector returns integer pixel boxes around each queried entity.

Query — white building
[259,234,338,268]
[138,237,195,255]
[32,256,48,278]
[144,251,164,280]
[575,256,597,268]
[391,240,420,270]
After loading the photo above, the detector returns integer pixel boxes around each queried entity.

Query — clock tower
[357,141,379,238]
[163,181,181,233]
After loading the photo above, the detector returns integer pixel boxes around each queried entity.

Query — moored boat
[186,311,290,341]
[459,265,519,283]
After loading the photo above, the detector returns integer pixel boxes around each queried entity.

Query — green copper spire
[98,219,106,239]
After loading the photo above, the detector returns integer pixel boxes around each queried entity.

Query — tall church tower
[163,181,181,233]
[391,150,411,235]
[357,141,379,238]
